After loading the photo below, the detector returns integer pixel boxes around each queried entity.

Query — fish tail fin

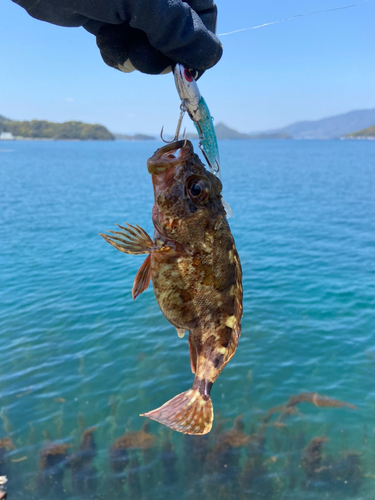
[140,389,213,435]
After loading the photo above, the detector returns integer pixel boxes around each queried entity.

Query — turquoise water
[0,140,374,499]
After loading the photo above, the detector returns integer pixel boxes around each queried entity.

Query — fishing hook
[160,99,189,143]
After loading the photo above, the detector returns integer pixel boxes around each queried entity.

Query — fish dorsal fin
[132,255,151,300]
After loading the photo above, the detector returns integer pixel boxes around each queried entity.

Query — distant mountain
[114,133,156,141]
[5,108,374,141]
[0,116,114,140]
[215,123,251,140]
[346,125,375,139]
[248,131,292,140]
[270,108,375,140]
[189,123,291,140]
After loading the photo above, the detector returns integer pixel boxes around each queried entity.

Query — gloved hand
[13,0,222,75]
[95,0,222,76]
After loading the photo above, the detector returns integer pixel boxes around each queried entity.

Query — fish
[100,139,243,435]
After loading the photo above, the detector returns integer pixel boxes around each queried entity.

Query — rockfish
[100,140,242,435]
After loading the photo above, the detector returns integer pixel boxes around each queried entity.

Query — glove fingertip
[100,52,121,70]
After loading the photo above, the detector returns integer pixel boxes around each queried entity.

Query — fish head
[147,140,224,249]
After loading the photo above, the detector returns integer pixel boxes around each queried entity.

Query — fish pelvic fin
[132,254,151,300]
[140,389,213,435]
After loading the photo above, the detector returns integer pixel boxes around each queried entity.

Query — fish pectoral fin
[100,223,154,255]
[132,255,152,300]
[141,388,213,435]
[100,223,173,255]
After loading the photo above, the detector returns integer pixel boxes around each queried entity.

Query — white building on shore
[0,132,14,140]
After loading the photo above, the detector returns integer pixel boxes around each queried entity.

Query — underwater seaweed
[330,451,363,495]
[201,416,253,500]
[127,455,142,500]
[110,426,157,451]
[0,439,14,498]
[286,392,358,410]
[184,433,210,497]
[263,392,357,428]
[36,442,70,497]
[301,436,363,495]
[139,422,158,496]
[69,428,97,496]
[240,434,273,500]
[109,439,130,474]
[161,435,178,486]
[108,421,158,499]
[0,438,15,471]
[0,389,364,500]
[301,436,330,482]
[205,416,251,474]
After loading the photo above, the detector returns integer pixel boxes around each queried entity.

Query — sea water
[0,140,374,499]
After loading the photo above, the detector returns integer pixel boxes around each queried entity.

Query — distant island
[186,123,291,140]
[2,108,375,141]
[0,115,114,141]
[114,133,156,141]
[186,109,375,140]
[214,123,291,140]
[267,108,375,140]
[345,125,375,140]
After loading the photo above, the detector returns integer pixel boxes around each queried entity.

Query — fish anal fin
[141,389,213,435]
[132,255,151,300]
[188,335,197,374]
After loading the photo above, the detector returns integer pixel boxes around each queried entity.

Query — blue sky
[1,0,375,134]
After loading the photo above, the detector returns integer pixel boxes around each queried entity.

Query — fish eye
[187,178,210,203]
[190,183,203,197]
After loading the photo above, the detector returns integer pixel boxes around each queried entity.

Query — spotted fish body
[101,140,242,435]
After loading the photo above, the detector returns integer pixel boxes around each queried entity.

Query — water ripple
[0,141,374,498]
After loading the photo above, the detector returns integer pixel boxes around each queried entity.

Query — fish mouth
[147,140,193,175]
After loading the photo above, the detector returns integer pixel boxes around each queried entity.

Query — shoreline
[0,137,157,142]
[1,137,375,142]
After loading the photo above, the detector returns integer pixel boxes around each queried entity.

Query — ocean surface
[0,139,374,499]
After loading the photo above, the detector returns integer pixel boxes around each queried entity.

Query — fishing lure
[172,64,232,216]
[173,64,220,179]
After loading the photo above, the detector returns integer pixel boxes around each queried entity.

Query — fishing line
[218,0,370,36]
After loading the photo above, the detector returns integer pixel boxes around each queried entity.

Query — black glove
[13,0,222,75]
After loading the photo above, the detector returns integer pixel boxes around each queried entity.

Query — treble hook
[160,126,169,144]
[182,128,188,148]
[160,99,189,143]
